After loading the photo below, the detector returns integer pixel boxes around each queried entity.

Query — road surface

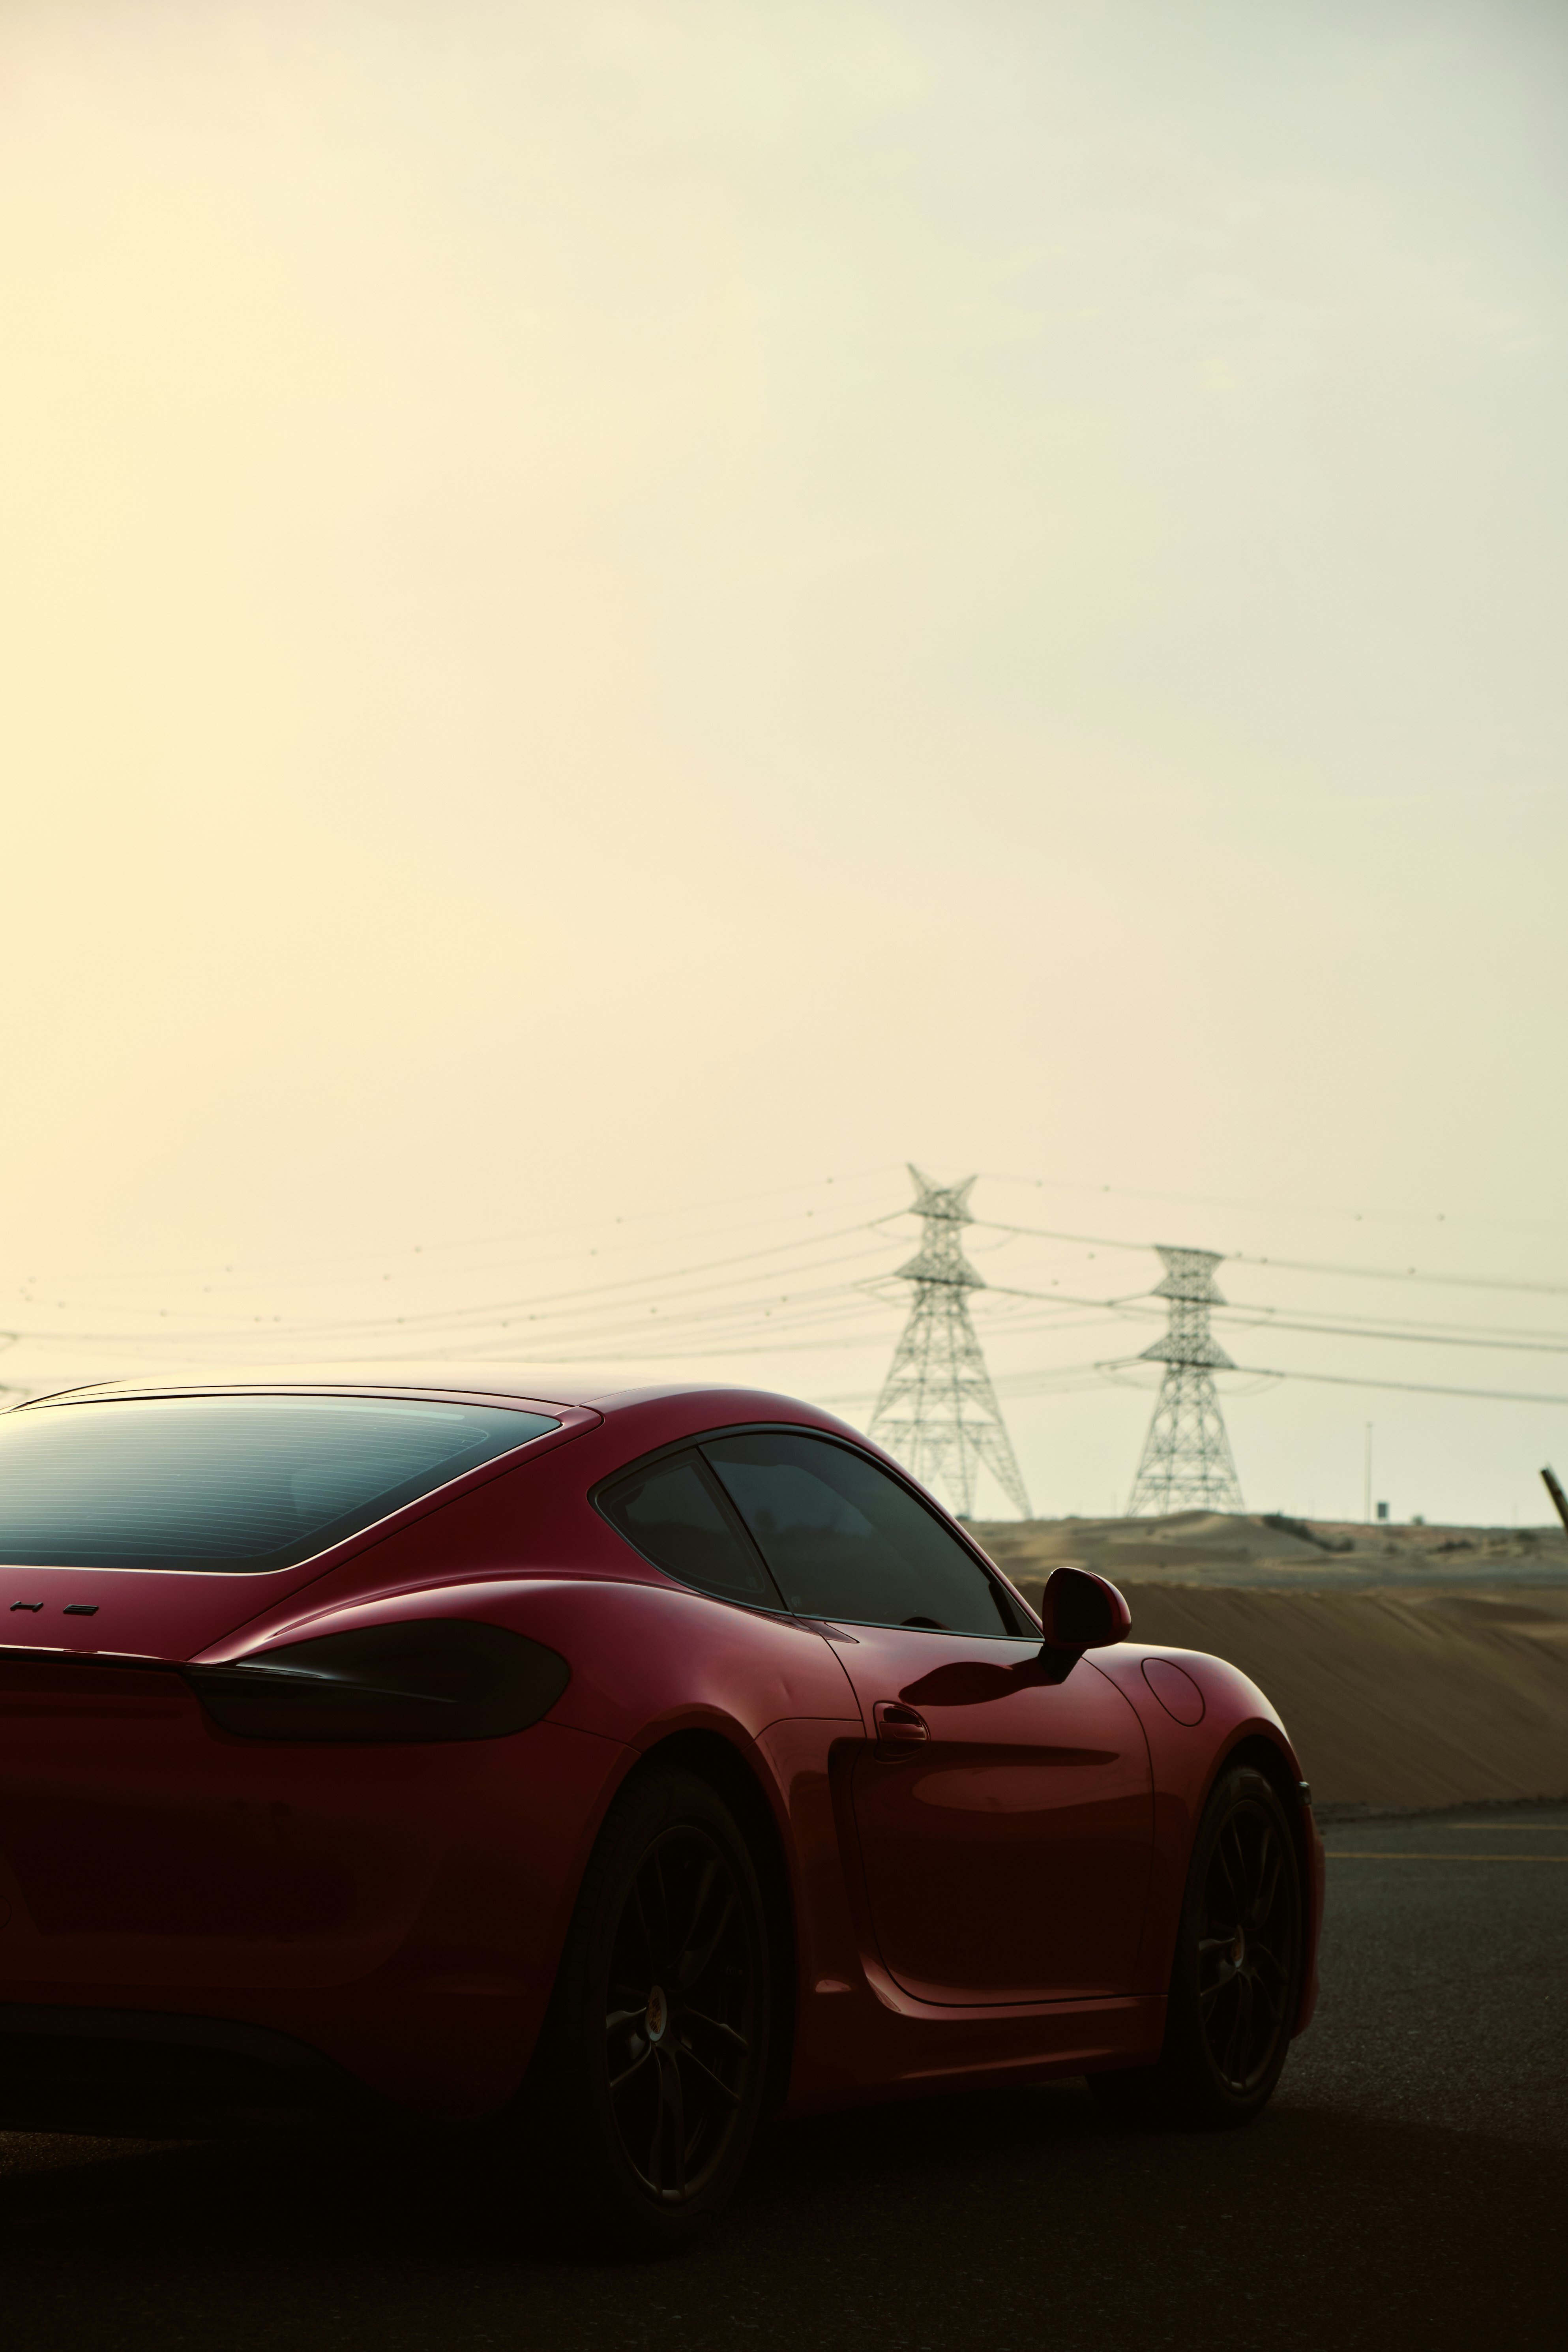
[3,1804,1565,2350]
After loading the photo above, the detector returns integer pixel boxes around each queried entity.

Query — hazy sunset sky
[2,0,1565,1523]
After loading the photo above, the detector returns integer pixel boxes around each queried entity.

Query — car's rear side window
[596,1450,783,1610]
[703,1430,1020,1636]
[0,1396,558,1573]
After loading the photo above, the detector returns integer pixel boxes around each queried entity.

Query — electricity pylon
[1126,1246,1244,1514]
[868,1168,1032,1519]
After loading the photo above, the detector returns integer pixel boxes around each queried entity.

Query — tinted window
[703,1432,1018,1636]
[0,1396,557,1573]
[598,1451,781,1609]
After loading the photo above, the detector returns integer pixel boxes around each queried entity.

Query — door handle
[873,1701,929,1748]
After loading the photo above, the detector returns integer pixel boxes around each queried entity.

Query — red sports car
[0,1373,1322,2249]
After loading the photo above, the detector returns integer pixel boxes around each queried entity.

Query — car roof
[11,1362,866,1437]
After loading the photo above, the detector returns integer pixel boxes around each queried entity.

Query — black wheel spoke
[1213,1828,1242,1913]
[651,2047,686,2196]
[682,2007,750,2054]
[1248,1970,1287,2024]
[651,1850,674,1969]
[1201,1952,1236,1996]
[676,1857,721,1963]
[1223,1976,1251,2082]
[645,2065,665,2191]
[676,2043,742,2108]
[630,1875,658,1972]
[680,1886,738,1993]
[609,2045,653,2094]
[1231,1819,1256,1897]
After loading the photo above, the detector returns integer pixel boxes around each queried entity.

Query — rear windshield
[0,1395,558,1573]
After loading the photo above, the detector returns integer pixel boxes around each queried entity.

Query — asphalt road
[3,1804,1565,2352]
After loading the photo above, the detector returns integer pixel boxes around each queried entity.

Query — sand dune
[973,1508,1568,1590]
[974,1514,1568,1812]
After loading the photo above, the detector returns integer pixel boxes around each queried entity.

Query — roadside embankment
[1120,1584,1568,1810]
[973,1506,1568,1591]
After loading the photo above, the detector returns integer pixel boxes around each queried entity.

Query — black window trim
[591,1421,1037,1639]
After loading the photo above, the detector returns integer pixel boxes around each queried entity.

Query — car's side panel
[749,1715,865,2107]
[829,1630,1154,2006]
[768,1713,1166,2112]
[195,1583,1178,2112]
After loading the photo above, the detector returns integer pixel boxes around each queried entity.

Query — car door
[701,1429,1153,2007]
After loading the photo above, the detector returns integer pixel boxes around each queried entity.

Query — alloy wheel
[603,1823,758,2204]
[1196,1796,1297,2095]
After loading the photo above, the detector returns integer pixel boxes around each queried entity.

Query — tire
[531,1765,771,2256]
[1090,1764,1303,2129]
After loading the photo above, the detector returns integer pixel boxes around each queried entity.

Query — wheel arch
[631,1727,799,2114]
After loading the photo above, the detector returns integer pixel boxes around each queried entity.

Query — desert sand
[972,1512,1568,1814]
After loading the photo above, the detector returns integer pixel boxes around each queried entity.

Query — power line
[1212,1314,1568,1359]
[971,1216,1568,1301]
[980,1171,1568,1241]
[0,1168,903,1293]
[1177,1362,1568,1411]
[1227,1252,1568,1301]
[0,1225,897,1352]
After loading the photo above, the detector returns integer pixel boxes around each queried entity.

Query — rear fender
[195,1576,864,2109]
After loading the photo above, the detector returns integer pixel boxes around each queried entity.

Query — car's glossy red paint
[0,1375,1322,2125]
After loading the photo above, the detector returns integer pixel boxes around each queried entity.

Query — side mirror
[1038,1566,1132,1654]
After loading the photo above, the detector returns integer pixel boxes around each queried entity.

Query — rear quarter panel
[187,1575,865,2113]
[0,1664,631,2115]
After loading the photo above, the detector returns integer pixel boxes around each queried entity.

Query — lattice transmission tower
[868,1168,1031,1519]
[1126,1246,1244,1515]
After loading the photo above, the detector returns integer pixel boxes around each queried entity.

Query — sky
[2,0,1566,1525]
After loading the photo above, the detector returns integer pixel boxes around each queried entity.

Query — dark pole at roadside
[1540,1466,1568,1535]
